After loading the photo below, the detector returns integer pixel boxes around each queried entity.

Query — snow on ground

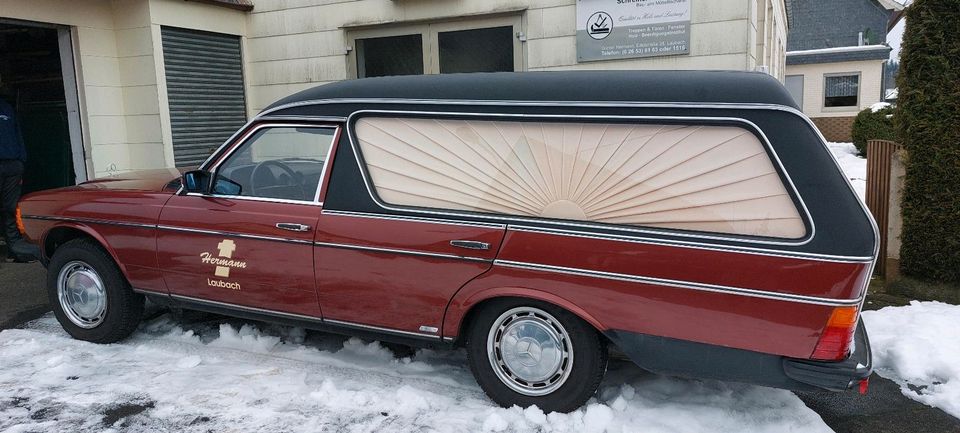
[0,313,833,433]
[862,301,960,419]
[827,142,866,200]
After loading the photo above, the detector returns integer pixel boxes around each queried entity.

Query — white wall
[245,0,788,113]
[785,59,886,118]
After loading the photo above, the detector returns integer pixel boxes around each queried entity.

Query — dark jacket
[0,99,26,162]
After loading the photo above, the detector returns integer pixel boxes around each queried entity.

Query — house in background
[784,0,903,142]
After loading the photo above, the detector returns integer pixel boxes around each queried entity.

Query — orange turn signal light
[15,205,26,235]
[811,306,859,361]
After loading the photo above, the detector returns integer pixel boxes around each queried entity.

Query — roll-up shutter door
[161,26,247,167]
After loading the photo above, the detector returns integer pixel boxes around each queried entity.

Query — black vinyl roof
[265,70,800,112]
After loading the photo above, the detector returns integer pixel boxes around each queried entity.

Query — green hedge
[896,0,960,284]
[851,105,897,156]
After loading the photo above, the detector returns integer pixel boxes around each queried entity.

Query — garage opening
[0,19,84,194]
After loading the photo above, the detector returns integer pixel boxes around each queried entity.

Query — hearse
[17,71,877,413]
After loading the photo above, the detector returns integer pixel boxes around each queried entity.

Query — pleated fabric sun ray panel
[354,117,806,239]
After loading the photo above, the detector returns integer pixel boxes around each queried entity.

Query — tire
[466,298,608,413]
[46,238,144,343]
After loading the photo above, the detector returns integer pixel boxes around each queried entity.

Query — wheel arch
[443,287,607,344]
[43,224,128,277]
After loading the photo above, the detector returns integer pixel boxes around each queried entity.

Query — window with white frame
[823,73,860,108]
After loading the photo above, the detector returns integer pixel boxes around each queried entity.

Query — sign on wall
[576,0,691,62]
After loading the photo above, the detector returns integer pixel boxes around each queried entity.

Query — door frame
[345,14,523,78]
[0,18,88,184]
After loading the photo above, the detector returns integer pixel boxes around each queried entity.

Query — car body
[17,70,877,412]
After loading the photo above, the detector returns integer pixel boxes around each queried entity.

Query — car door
[157,123,338,317]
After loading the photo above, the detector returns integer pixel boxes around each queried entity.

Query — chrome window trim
[255,98,875,252]
[495,260,862,307]
[196,116,347,172]
[321,209,506,230]
[315,241,491,262]
[183,192,325,207]
[157,225,313,245]
[344,110,816,247]
[507,225,874,264]
[200,122,339,206]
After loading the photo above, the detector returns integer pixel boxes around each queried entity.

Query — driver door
[156,124,338,317]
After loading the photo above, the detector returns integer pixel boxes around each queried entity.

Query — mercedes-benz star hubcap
[57,261,107,329]
[487,307,573,396]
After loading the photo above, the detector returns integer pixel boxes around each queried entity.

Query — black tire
[46,238,144,343]
[466,298,608,413]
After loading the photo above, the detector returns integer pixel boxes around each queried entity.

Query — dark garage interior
[0,21,77,194]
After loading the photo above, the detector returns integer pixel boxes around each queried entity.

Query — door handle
[450,240,491,250]
[276,222,311,232]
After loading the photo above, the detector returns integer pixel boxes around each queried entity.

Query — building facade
[783,0,902,142]
[0,0,787,190]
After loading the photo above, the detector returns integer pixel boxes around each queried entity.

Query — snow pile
[827,142,867,200]
[862,301,960,418]
[0,313,833,433]
[870,101,892,113]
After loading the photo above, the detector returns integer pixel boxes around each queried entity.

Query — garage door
[161,26,247,167]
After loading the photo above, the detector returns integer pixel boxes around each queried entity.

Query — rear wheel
[47,239,143,343]
[466,299,607,413]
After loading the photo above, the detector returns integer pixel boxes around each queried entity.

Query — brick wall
[811,116,855,142]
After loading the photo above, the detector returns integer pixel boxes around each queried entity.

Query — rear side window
[354,117,806,239]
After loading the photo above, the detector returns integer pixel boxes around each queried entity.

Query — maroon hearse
[17,71,876,412]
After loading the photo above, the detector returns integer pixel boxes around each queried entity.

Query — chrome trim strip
[182,122,340,201]
[321,209,506,229]
[169,293,326,323]
[131,288,167,296]
[507,225,874,264]
[154,293,443,340]
[157,225,313,245]
[315,241,491,262]
[494,260,862,307]
[258,99,805,117]
[343,110,816,247]
[22,215,156,230]
[184,192,324,207]
[324,318,440,339]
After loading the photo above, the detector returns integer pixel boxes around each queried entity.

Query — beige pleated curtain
[354,117,806,239]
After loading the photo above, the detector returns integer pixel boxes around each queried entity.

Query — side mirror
[182,170,211,195]
[212,177,242,196]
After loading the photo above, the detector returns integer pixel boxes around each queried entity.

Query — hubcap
[487,307,573,396]
[57,261,107,329]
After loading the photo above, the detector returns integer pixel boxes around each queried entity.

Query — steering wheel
[249,160,306,200]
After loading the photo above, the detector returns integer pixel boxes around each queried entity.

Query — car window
[215,126,336,202]
[354,117,806,239]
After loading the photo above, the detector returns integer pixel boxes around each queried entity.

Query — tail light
[15,205,26,235]
[811,305,859,361]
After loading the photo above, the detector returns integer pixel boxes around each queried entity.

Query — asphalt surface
[0,256,957,432]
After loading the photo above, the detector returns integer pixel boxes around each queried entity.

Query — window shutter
[161,26,247,167]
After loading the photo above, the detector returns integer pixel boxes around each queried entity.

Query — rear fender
[442,285,606,341]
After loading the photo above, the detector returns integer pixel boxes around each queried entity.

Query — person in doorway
[0,71,32,262]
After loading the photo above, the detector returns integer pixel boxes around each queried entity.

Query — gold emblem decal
[200,239,247,290]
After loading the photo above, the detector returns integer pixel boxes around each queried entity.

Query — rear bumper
[782,320,872,391]
[605,321,872,392]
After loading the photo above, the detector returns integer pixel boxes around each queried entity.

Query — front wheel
[466,299,608,413]
[47,238,144,343]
